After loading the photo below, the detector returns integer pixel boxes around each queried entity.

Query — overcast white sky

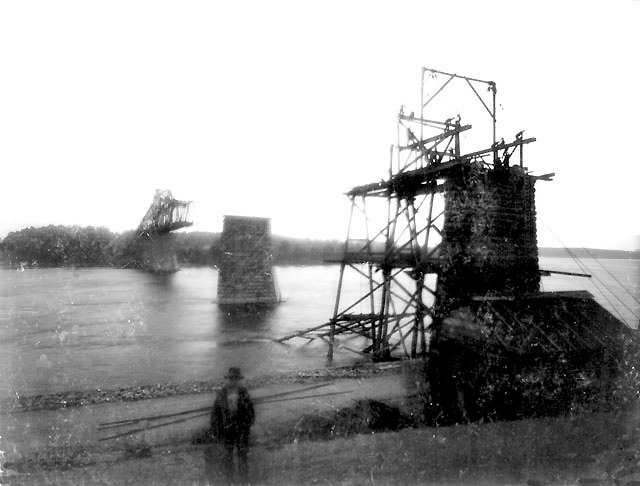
[1,0,638,250]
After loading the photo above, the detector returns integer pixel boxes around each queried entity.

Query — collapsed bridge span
[136,189,193,272]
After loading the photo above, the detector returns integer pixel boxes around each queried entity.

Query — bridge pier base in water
[140,233,179,273]
[217,216,280,308]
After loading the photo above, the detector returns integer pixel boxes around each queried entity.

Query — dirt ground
[2,362,640,485]
[0,362,410,482]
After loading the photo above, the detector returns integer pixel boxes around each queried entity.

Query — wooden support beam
[98,390,354,442]
[502,306,575,354]
[346,158,466,197]
[398,114,454,128]
[275,321,333,342]
[422,67,495,87]
[461,137,536,159]
[540,269,591,278]
[398,125,472,151]
[98,383,334,430]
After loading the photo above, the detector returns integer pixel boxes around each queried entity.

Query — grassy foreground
[3,406,639,485]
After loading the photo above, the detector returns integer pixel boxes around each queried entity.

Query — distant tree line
[538,247,640,260]
[0,225,343,268]
[0,225,116,267]
[1,225,637,269]
[271,236,343,265]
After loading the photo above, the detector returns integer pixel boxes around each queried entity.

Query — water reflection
[218,305,276,327]
[217,305,277,344]
[3,259,635,399]
[146,271,177,291]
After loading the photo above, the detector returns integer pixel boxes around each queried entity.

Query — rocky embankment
[2,381,218,413]
[1,362,401,413]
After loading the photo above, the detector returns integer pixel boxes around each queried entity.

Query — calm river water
[1,259,638,400]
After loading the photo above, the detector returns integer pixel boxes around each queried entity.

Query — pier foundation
[217,216,279,307]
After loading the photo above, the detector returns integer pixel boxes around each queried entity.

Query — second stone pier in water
[217,215,280,307]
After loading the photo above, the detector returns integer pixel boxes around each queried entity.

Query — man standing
[211,367,255,484]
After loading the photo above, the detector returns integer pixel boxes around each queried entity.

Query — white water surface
[1,259,638,399]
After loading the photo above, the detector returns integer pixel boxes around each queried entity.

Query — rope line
[582,247,640,311]
[545,227,631,324]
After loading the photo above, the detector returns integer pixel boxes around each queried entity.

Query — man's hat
[225,367,243,380]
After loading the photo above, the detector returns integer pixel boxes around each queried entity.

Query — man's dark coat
[210,385,255,442]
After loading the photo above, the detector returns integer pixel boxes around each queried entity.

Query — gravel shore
[2,361,640,485]
[2,362,400,413]
[0,362,408,476]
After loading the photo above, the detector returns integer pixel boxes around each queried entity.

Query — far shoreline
[2,250,639,271]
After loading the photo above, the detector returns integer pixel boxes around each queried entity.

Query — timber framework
[278,67,629,371]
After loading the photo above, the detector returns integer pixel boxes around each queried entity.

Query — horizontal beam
[539,269,591,278]
[347,137,538,198]
[462,137,536,159]
[347,182,447,199]
[423,67,495,87]
[398,125,472,152]
[398,114,453,127]
[325,253,442,272]
[533,173,555,181]
[347,158,466,197]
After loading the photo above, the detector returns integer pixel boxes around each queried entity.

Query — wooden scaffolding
[279,68,541,360]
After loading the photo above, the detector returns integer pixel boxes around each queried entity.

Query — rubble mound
[293,399,412,442]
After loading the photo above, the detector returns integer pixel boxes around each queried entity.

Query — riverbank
[0,363,410,478]
[2,363,396,413]
[3,406,640,485]
[2,362,640,485]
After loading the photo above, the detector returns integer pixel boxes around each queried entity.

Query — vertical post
[327,198,356,363]
[363,197,377,342]
[491,81,497,146]
[419,305,427,357]
[490,81,498,167]
[405,198,419,359]
[404,197,426,359]
[423,193,435,256]
[376,271,389,357]
[379,270,392,360]
[389,145,394,180]
[420,67,425,142]
[376,197,400,360]
[412,275,426,358]
[368,263,376,342]
[327,268,344,363]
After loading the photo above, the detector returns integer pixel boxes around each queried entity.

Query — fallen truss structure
[138,189,193,237]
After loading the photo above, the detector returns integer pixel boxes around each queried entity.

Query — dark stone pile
[425,292,640,425]
[439,165,540,307]
[292,399,412,442]
[217,215,279,306]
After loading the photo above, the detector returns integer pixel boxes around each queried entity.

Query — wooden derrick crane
[278,68,634,422]
[321,68,537,361]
